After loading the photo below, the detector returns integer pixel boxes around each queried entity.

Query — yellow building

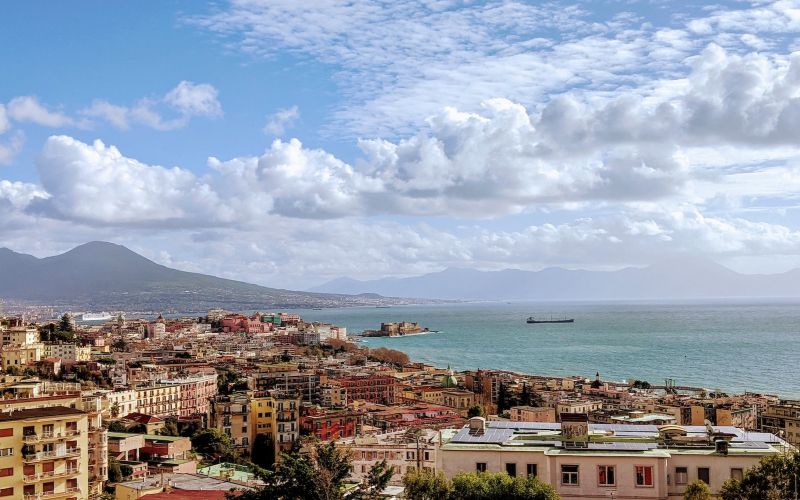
[250,391,300,460]
[1,343,43,369]
[0,406,90,499]
[0,382,108,498]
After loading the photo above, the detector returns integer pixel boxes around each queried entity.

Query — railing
[23,447,80,462]
[22,468,80,482]
[22,430,80,444]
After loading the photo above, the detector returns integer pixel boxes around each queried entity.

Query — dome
[441,366,458,388]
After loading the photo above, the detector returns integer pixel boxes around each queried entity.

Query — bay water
[291,300,800,398]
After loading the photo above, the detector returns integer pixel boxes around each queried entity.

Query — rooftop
[117,472,254,492]
[0,406,85,421]
[444,421,788,455]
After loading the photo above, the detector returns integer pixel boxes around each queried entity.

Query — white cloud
[263,105,299,136]
[35,135,226,225]
[0,131,24,165]
[80,81,223,131]
[7,96,73,127]
[164,81,223,118]
[0,104,10,134]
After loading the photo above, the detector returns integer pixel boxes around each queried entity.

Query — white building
[440,417,789,499]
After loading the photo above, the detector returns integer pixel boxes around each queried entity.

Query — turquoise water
[290,300,800,398]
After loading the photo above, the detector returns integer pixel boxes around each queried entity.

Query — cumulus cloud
[7,96,73,127]
[263,105,299,136]
[81,81,222,131]
[34,135,226,225]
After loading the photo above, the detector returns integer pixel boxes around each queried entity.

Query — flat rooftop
[444,421,788,455]
[117,472,254,492]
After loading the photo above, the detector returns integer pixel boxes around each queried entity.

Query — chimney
[468,416,486,436]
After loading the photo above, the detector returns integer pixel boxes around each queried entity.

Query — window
[0,488,13,497]
[731,468,743,481]
[526,464,538,477]
[0,449,11,457]
[698,467,710,484]
[675,467,688,485]
[476,462,487,473]
[561,465,579,485]
[0,468,12,477]
[598,465,615,486]
[506,463,517,477]
[635,466,654,487]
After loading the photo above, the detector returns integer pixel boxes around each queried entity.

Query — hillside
[0,242,419,311]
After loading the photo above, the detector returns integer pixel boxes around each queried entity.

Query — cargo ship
[526,316,574,324]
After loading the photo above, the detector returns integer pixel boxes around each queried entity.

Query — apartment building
[330,375,397,404]
[509,405,557,423]
[160,373,218,418]
[43,344,92,363]
[336,429,443,485]
[210,393,250,453]
[440,417,787,498]
[760,399,800,448]
[134,385,180,417]
[0,406,89,500]
[250,391,300,458]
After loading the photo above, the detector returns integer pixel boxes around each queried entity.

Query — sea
[288,299,800,398]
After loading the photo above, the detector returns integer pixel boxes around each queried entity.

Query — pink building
[161,373,219,418]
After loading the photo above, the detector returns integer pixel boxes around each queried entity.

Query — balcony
[23,448,81,462]
[22,430,81,444]
[22,468,80,482]
[24,490,80,500]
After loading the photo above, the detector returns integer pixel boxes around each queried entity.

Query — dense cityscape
[0,309,797,499]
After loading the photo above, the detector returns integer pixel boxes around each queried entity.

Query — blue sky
[3,0,800,289]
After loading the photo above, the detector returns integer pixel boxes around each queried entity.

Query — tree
[403,468,453,500]
[684,479,712,500]
[110,402,120,418]
[107,457,122,483]
[191,428,234,461]
[450,472,558,500]
[107,420,127,432]
[718,451,800,500]
[232,441,351,500]
[159,420,179,436]
[251,433,275,468]
[467,405,485,418]
[351,460,394,500]
[497,383,510,414]
[59,313,74,332]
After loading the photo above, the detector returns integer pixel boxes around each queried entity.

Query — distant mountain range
[310,257,800,300]
[0,241,427,312]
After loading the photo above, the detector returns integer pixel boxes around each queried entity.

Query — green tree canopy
[403,468,453,500]
[467,405,485,418]
[684,479,712,500]
[351,460,394,500]
[719,451,800,500]
[451,472,558,500]
[191,428,233,460]
[232,441,352,500]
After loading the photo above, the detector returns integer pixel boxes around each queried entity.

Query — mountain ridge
[309,259,800,300]
[0,241,428,311]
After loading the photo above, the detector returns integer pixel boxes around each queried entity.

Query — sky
[2,0,800,290]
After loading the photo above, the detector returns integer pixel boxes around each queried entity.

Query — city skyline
[3,1,800,289]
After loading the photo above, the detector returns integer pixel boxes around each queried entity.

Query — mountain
[309,257,800,300]
[0,241,426,311]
